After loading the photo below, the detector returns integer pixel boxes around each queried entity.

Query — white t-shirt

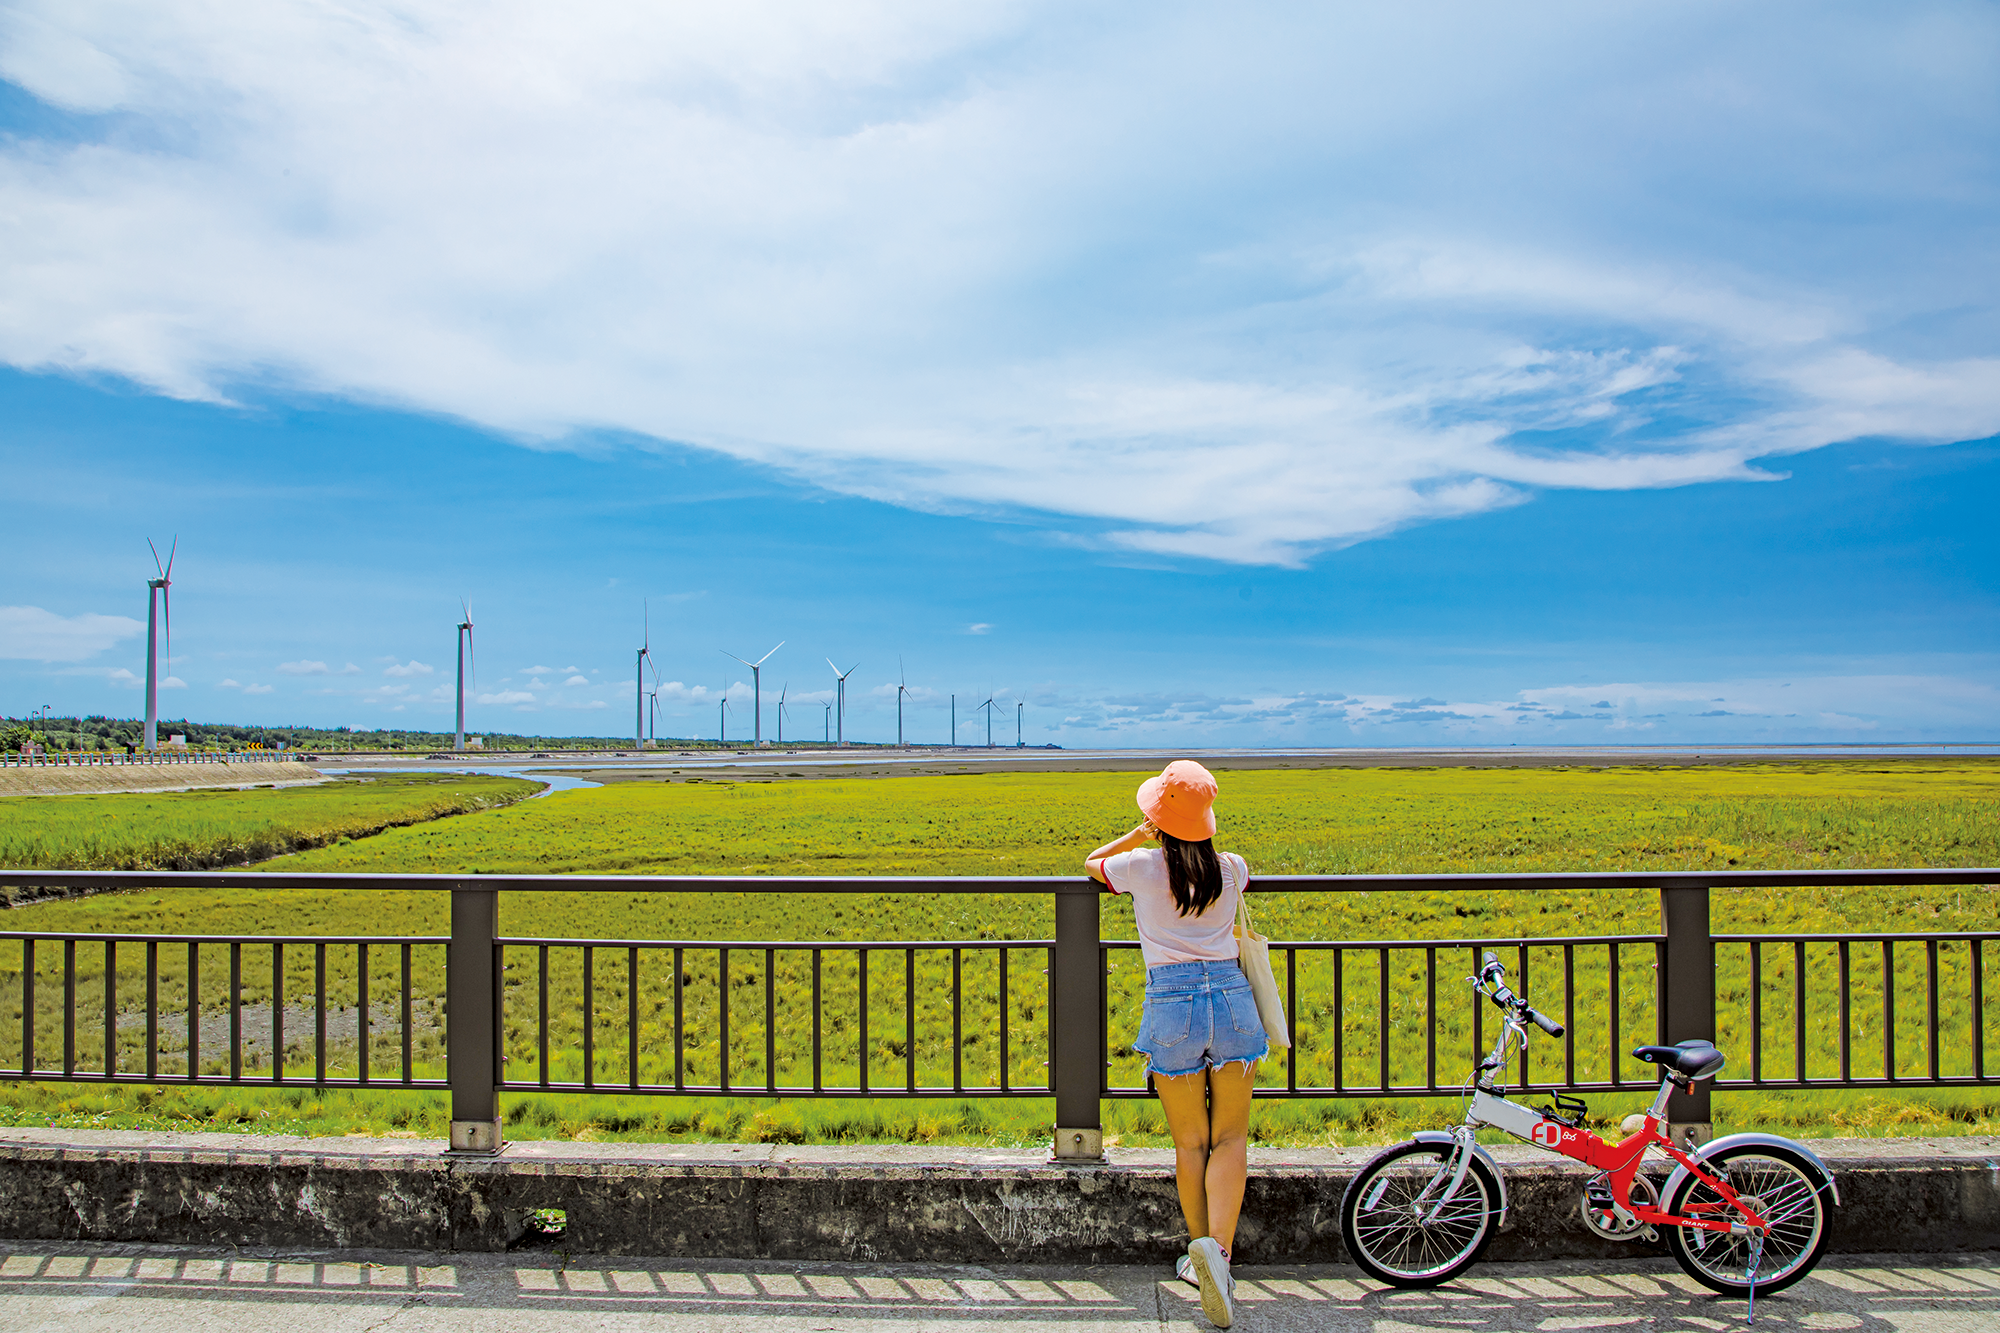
[1101,847,1249,969]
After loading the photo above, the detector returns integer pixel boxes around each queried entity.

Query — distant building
[467,736,484,749]
[166,734,187,748]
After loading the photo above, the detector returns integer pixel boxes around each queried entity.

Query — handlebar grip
[1481,950,1505,983]
[1528,1007,1565,1038]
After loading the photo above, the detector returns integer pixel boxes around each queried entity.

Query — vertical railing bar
[998,948,1010,1094]
[186,942,198,1081]
[272,942,284,1084]
[766,947,777,1096]
[314,942,327,1086]
[810,947,822,1094]
[1044,945,1055,1094]
[1838,940,1851,1083]
[1927,938,1940,1083]
[583,944,595,1090]
[857,948,869,1095]
[538,945,549,1088]
[1332,947,1344,1092]
[1562,943,1574,1088]
[1516,941,1530,1095]
[718,946,730,1093]
[1794,940,1807,1084]
[673,945,685,1092]
[1882,939,1896,1082]
[1469,944,1481,1084]
[230,942,242,1083]
[400,942,412,1086]
[21,938,33,1076]
[1377,946,1390,1093]
[1608,943,1620,1089]
[63,938,75,1078]
[1425,944,1436,1091]
[1654,939,1666,1047]
[631,946,643,1092]
[952,947,963,1095]
[146,940,158,1081]
[1750,941,1762,1084]
[1097,942,1108,1096]
[1973,939,1986,1083]
[103,940,116,1079]
[357,942,370,1086]
[906,947,917,1094]
[1287,947,1298,1094]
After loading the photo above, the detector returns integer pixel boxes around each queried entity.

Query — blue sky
[1,2,1997,745]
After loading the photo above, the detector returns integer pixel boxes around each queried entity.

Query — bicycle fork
[1364,1128,1480,1224]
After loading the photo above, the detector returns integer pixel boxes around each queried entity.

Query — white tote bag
[1233,872,1291,1049]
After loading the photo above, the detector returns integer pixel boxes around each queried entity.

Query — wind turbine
[950,694,956,748]
[142,538,175,752]
[821,697,832,742]
[777,683,791,745]
[636,602,654,747]
[975,693,996,748]
[454,601,475,751]
[1017,698,1024,747]
[896,658,911,748]
[718,681,730,745]
[826,659,858,746]
[648,686,660,745]
[722,641,783,746]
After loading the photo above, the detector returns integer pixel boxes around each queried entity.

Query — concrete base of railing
[0,1130,1994,1264]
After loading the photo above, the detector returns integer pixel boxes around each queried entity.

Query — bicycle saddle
[1631,1040,1726,1080]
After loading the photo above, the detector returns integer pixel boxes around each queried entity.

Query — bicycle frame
[1424,985,1770,1241]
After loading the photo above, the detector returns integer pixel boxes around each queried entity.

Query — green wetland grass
[1,760,1997,1144]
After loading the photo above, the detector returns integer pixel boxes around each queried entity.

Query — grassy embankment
[1,761,1995,1145]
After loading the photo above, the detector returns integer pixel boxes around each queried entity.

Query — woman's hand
[1086,819,1157,881]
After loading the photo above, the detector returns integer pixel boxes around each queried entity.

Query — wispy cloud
[2,6,1994,566]
[276,660,328,676]
[383,660,433,677]
[0,606,144,661]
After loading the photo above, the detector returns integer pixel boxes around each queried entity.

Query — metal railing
[2,750,305,768]
[0,868,1992,1155]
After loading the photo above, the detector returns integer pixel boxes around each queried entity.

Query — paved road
[0,1242,1994,1332]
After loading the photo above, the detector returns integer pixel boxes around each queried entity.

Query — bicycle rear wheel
[1664,1143,1831,1294]
[1340,1140,1500,1287]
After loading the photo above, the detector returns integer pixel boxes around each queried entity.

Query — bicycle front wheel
[1664,1143,1831,1294]
[1340,1140,1500,1287]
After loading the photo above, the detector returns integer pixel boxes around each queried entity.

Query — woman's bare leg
[1202,1061,1257,1253]
[1153,1069,1214,1242]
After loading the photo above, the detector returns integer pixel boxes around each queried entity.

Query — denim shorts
[1136,959,1269,1078]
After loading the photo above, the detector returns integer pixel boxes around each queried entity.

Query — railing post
[446,884,505,1154]
[1660,881,1713,1147]
[1051,882,1103,1161]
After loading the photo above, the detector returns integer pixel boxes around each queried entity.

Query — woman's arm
[1086,820,1155,883]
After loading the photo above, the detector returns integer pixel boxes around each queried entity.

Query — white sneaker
[1175,1253,1200,1287]
[1187,1236,1235,1328]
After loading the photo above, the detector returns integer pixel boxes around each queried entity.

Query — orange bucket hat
[1137,760,1218,841]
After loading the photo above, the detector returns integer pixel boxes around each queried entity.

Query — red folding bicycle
[1339,952,1839,1320]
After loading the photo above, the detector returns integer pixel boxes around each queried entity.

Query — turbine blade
[724,650,754,667]
[756,640,784,666]
[826,657,839,674]
[164,535,177,579]
[644,599,650,650]
[147,537,164,579]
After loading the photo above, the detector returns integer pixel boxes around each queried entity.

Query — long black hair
[1160,830,1224,917]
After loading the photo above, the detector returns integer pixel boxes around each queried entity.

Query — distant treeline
[0,715,856,754]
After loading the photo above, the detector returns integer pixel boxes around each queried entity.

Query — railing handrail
[0,866,1995,893]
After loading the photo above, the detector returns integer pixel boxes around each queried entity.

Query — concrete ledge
[0,1129,1994,1264]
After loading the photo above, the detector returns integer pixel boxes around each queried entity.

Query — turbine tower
[719,683,730,745]
[454,602,475,751]
[896,658,911,748]
[636,602,654,747]
[1017,698,1024,747]
[723,641,784,746]
[777,683,790,745]
[142,538,175,752]
[826,659,858,746]
[976,694,996,748]
[821,698,832,742]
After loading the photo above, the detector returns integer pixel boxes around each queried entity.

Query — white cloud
[476,689,535,705]
[0,605,144,661]
[383,660,433,677]
[277,659,328,675]
[564,675,590,686]
[1,6,1996,564]
[339,662,361,675]
[161,675,185,689]
[243,682,273,694]
[964,623,993,636]
[218,678,239,688]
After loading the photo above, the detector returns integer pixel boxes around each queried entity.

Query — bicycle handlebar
[1479,951,1566,1038]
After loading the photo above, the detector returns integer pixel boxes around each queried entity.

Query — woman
[1087,760,1262,1330]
